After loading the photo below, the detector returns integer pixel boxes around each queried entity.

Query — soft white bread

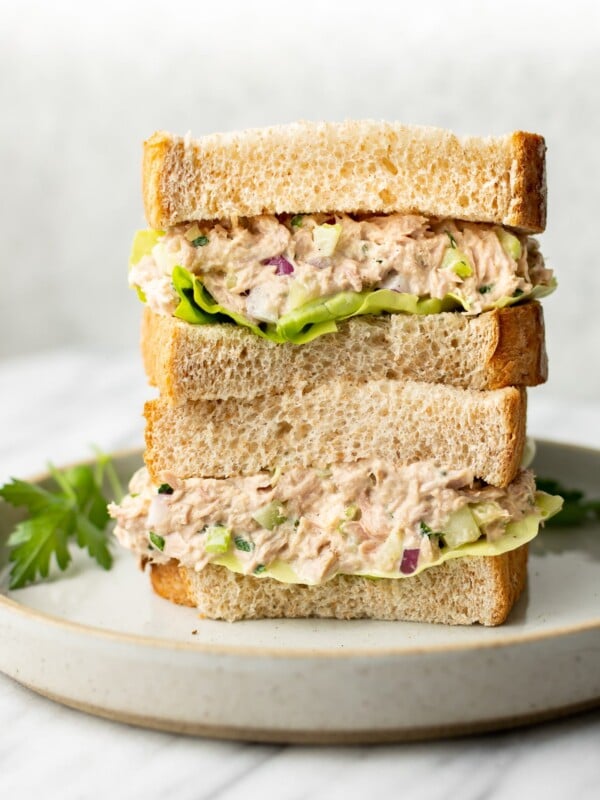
[141,303,547,404]
[150,546,528,626]
[143,123,546,233]
[144,380,526,487]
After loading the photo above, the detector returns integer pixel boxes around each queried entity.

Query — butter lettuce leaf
[212,491,563,585]
[129,229,164,267]
[158,265,558,345]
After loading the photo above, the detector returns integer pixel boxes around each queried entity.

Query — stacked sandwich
[110,121,562,625]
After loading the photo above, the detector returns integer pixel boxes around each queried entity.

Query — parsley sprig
[536,478,600,527]
[0,451,122,589]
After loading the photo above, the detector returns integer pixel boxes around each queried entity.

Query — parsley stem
[47,462,76,503]
[92,446,124,502]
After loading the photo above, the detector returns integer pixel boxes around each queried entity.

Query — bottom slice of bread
[150,546,527,626]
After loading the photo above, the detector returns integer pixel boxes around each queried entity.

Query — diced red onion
[400,548,420,575]
[264,255,294,275]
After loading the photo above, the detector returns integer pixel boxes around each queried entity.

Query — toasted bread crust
[149,546,528,626]
[143,380,526,488]
[508,131,547,236]
[490,303,548,388]
[149,559,195,607]
[141,303,547,403]
[142,123,546,232]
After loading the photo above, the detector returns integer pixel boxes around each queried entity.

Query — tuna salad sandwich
[110,121,561,625]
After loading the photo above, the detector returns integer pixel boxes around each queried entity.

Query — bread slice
[141,303,547,404]
[150,546,528,626]
[143,123,546,232]
[144,380,526,487]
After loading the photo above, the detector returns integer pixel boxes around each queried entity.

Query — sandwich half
[131,123,555,358]
[111,121,562,625]
[110,457,560,625]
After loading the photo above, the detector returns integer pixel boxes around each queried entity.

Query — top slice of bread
[143,122,547,232]
[141,302,547,404]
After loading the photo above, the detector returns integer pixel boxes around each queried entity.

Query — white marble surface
[1,350,600,799]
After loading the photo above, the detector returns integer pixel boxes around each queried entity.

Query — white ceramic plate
[0,441,599,743]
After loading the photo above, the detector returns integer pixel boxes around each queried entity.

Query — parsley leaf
[536,478,600,527]
[149,532,165,551]
[0,454,120,589]
[234,536,254,552]
[445,230,457,249]
[419,521,442,538]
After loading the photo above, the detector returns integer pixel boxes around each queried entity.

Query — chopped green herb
[361,243,369,255]
[0,452,120,589]
[158,483,174,495]
[375,259,383,264]
[420,521,441,538]
[192,235,209,247]
[536,478,600,527]
[254,564,266,574]
[149,531,165,551]
[479,284,494,294]
[512,288,525,298]
[445,230,457,249]
[291,215,304,228]
[234,536,254,552]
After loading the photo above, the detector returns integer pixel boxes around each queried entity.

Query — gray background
[2,0,599,402]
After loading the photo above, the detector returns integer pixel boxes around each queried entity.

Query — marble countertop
[1,349,599,799]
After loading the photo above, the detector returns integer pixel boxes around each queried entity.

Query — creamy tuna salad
[109,460,540,585]
[129,213,554,336]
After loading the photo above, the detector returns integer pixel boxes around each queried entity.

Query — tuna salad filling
[109,461,560,585]
[129,213,555,344]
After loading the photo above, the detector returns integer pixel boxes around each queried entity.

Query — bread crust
[490,303,548,388]
[142,124,546,232]
[141,304,547,403]
[508,131,547,234]
[149,546,528,626]
[149,558,195,607]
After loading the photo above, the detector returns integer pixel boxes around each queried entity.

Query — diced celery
[204,525,231,553]
[496,228,522,260]
[252,501,287,530]
[442,506,480,548]
[470,501,504,527]
[441,247,473,278]
[185,224,202,242]
[313,223,342,256]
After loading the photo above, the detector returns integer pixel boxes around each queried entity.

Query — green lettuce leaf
[152,262,558,346]
[212,491,563,585]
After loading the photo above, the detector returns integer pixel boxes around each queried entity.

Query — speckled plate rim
[13,683,600,743]
[1,439,599,659]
